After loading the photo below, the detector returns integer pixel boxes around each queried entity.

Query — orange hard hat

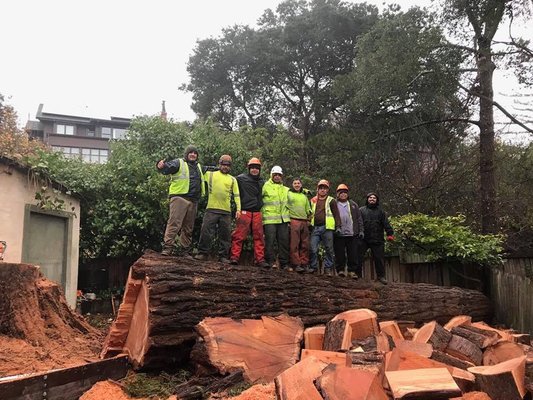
[336,184,349,192]
[317,179,330,188]
[219,154,232,165]
[247,157,261,167]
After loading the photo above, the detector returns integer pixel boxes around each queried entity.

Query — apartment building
[26,104,131,163]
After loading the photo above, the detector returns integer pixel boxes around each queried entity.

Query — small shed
[0,156,80,307]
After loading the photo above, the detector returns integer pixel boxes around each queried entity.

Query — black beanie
[184,145,198,158]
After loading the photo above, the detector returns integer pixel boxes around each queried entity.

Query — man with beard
[157,145,206,257]
[357,193,394,284]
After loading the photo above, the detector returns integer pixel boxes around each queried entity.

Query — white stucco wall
[0,162,80,307]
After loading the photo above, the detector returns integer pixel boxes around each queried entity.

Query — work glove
[358,232,364,239]
[386,235,395,242]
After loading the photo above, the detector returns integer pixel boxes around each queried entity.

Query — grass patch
[122,370,191,398]
[226,381,253,397]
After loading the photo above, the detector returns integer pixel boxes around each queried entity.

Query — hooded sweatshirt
[359,192,394,244]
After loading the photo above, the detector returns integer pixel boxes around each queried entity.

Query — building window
[112,128,128,140]
[53,146,108,164]
[101,127,112,139]
[55,124,74,135]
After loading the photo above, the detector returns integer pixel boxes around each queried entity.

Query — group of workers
[157,145,394,284]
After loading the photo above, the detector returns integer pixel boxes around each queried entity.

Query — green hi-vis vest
[261,179,290,225]
[311,196,335,230]
[287,191,311,220]
[169,159,206,196]
[204,170,241,213]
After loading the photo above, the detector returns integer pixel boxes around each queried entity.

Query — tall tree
[439,0,533,233]
[185,0,379,139]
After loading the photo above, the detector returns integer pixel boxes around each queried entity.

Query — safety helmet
[219,154,232,165]
[336,183,349,192]
[271,165,283,175]
[317,179,330,188]
[247,157,262,167]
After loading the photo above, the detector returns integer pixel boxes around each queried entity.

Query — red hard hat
[336,184,349,192]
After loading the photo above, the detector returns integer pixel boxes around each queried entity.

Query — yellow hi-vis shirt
[204,170,241,213]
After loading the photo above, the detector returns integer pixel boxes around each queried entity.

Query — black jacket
[359,193,393,244]
[236,173,264,212]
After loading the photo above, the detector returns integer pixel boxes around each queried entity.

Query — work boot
[295,265,305,273]
[305,266,317,274]
[283,265,293,272]
[219,257,231,264]
[337,271,347,278]
[180,248,194,260]
[325,269,333,276]
[229,258,239,265]
[257,261,270,269]
[378,276,388,285]
[161,246,173,256]
[271,263,280,270]
[194,253,208,261]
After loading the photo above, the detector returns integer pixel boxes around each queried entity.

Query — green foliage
[122,370,191,398]
[227,381,253,396]
[185,0,379,138]
[388,213,504,266]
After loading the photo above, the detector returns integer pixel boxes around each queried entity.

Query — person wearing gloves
[229,157,269,268]
[357,192,394,284]
[287,178,313,272]
[261,165,290,269]
[157,145,206,257]
[333,184,364,279]
[308,179,341,276]
[195,155,241,263]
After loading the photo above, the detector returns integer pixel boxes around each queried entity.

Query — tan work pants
[163,196,197,250]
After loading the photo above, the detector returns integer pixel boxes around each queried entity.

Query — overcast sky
[1,0,531,138]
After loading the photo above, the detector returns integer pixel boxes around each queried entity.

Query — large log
[101,251,492,369]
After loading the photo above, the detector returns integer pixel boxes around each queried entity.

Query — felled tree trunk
[101,251,492,369]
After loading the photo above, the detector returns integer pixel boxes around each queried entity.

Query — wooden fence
[489,257,533,335]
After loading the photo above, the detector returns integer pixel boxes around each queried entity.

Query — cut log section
[194,314,303,382]
[303,326,325,350]
[431,350,475,370]
[468,356,527,400]
[331,308,379,340]
[274,356,327,400]
[379,321,405,343]
[483,341,526,365]
[413,321,452,351]
[471,322,513,342]
[395,339,433,358]
[301,349,351,367]
[444,315,472,331]
[384,348,475,393]
[376,331,395,353]
[101,251,492,369]
[446,334,483,366]
[323,319,352,351]
[385,367,461,399]
[451,325,500,349]
[316,364,388,400]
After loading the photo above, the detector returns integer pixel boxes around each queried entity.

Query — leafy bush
[388,213,504,266]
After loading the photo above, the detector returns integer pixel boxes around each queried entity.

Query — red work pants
[230,211,265,263]
[289,218,310,267]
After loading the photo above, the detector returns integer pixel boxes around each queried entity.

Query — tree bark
[102,252,492,369]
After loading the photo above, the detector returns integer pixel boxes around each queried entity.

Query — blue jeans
[310,225,335,270]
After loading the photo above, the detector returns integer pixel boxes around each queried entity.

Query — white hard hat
[271,165,283,175]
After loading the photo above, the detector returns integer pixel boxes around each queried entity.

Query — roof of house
[0,155,80,199]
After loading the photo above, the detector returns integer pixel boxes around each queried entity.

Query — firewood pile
[191,309,533,400]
